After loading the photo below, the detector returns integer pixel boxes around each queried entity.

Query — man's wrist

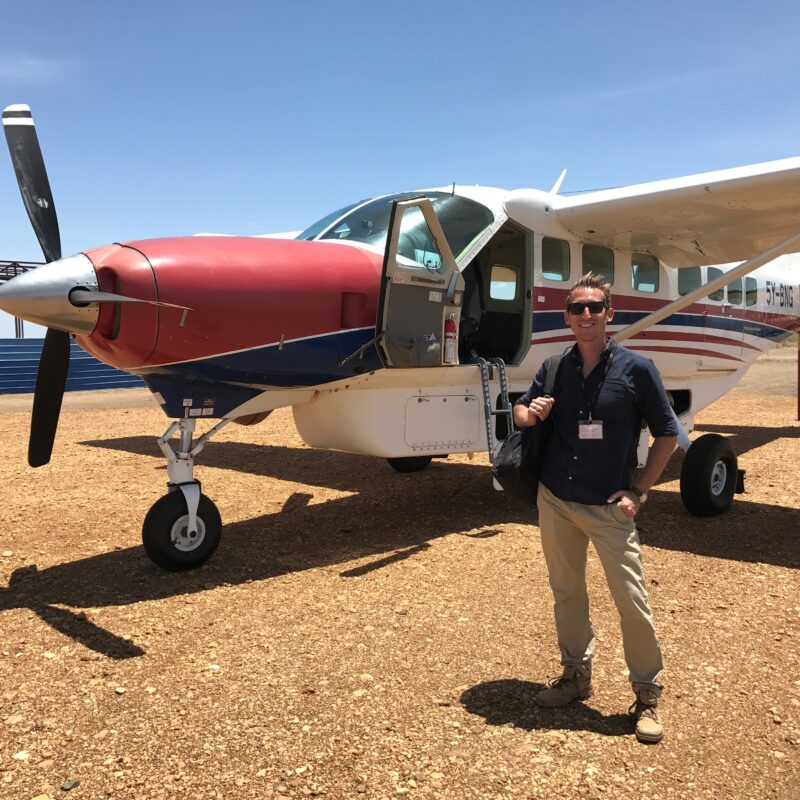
[630,485,648,503]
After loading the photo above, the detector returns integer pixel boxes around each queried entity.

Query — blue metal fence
[0,338,145,394]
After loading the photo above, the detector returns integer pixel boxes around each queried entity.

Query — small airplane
[1,103,798,571]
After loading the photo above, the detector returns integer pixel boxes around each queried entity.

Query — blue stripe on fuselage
[533,309,788,340]
[138,328,383,418]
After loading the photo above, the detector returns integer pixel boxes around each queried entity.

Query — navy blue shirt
[515,340,678,505]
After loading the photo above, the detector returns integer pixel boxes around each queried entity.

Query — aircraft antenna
[451,182,455,196]
[549,168,567,195]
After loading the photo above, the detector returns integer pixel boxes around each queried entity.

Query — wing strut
[614,229,800,344]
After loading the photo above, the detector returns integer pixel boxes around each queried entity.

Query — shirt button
[568,476,573,481]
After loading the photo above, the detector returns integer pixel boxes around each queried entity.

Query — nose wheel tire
[679,433,738,517]
[386,455,433,473]
[142,491,222,571]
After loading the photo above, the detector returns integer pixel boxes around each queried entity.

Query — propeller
[3,104,69,467]
[68,289,191,311]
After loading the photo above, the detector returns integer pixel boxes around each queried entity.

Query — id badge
[578,420,604,440]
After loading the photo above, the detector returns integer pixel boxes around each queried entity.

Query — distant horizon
[4,0,800,337]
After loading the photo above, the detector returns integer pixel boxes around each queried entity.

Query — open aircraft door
[376,198,465,368]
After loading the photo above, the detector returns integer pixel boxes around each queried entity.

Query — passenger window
[489,264,518,301]
[542,237,570,281]
[707,267,724,301]
[726,277,743,305]
[678,266,701,296]
[745,277,758,307]
[632,252,659,292]
[582,244,614,284]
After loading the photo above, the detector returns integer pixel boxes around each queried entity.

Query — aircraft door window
[489,264,518,301]
[678,266,701,296]
[396,206,443,271]
[632,253,659,292]
[745,277,758,306]
[582,244,614,285]
[726,278,743,305]
[707,267,724,301]
[542,237,570,281]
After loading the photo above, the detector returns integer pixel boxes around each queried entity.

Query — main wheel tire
[386,455,433,473]
[679,433,737,517]
[142,491,222,571]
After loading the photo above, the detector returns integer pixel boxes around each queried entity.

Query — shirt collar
[569,337,615,365]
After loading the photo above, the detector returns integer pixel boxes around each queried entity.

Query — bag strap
[543,354,561,395]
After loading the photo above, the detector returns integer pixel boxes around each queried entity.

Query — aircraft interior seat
[468,309,522,362]
[459,277,483,337]
[458,266,486,360]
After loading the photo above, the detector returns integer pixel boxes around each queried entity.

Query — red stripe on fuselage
[626,330,759,350]
[532,285,799,331]
[625,345,743,362]
[534,329,760,350]
[531,333,745,362]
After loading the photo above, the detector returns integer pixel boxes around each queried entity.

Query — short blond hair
[567,272,611,307]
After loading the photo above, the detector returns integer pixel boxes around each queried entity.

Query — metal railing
[0,260,42,284]
[1,261,44,336]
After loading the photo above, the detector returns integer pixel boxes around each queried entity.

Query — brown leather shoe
[535,665,593,707]
[630,688,663,743]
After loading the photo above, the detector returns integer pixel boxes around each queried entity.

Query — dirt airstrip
[0,348,798,800]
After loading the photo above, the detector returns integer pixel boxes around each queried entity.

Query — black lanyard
[577,340,615,422]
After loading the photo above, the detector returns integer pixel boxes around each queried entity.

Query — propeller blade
[68,288,192,311]
[2,104,61,263]
[28,328,70,467]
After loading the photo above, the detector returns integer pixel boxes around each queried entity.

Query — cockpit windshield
[297,191,495,260]
[296,200,365,241]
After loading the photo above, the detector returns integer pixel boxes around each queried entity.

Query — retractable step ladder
[476,356,514,463]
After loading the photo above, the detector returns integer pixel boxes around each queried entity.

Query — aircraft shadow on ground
[643,421,799,567]
[82,433,800,568]
[460,679,631,736]
[693,422,799,458]
[1,434,796,659]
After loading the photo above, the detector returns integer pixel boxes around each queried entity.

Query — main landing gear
[679,433,741,517]
[386,455,433,473]
[669,409,742,517]
[142,418,231,571]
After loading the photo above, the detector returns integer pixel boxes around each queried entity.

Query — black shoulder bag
[491,354,561,504]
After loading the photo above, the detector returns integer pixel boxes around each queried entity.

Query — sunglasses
[566,301,608,315]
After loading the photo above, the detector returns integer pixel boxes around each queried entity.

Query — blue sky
[2,0,800,336]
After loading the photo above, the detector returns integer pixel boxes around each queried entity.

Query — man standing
[513,272,678,743]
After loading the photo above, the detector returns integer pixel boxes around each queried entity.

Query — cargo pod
[376,198,464,368]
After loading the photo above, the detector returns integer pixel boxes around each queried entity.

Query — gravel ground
[0,349,798,800]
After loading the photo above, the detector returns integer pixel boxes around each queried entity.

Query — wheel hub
[170,514,207,552]
[710,460,728,496]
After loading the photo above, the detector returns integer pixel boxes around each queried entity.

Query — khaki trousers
[537,482,664,693]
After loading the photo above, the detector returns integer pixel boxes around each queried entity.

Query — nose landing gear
[142,491,222,571]
[142,417,229,570]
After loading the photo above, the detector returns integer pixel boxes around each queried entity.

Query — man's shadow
[461,679,631,736]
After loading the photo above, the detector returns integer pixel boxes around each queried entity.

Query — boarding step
[476,357,514,463]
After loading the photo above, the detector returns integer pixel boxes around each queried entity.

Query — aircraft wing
[508,157,800,267]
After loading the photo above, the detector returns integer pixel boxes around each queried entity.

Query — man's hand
[528,396,554,422]
[513,396,555,428]
[607,490,640,518]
